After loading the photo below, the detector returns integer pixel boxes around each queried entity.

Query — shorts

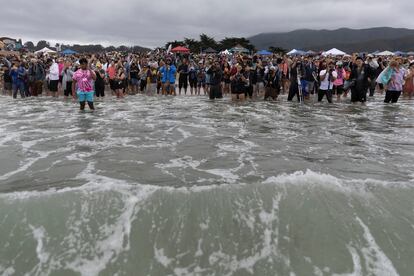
[179,77,188,89]
[114,80,124,90]
[333,85,344,95]
[130,78,139,86]
[189,79,197,88]
[64,81,73,97]
[197,81,205,88]
[4,82,12,90]
[77,90,94,102]
[109,79,116,90]
[59,75,63,84]
[49,80,59,92]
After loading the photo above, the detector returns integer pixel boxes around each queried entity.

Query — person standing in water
[72,58,96,111]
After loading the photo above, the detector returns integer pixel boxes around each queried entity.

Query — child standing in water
[72,58,97,111]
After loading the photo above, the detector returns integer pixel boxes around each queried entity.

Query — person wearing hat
[28,58,45,97]
[264,65,281,101]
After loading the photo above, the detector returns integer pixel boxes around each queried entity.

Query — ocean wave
[1,168,411,201]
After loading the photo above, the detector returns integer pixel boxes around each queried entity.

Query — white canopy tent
[322,48,347,56]
[287,49,306,56]
[220,49,231,55]
[376,50,395,56]
[34,47,56,54]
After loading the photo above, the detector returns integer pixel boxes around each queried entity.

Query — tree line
[23,40,150,53]
[20,35,287,54]
[165,34,256,53]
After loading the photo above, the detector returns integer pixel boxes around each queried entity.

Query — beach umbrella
[171,46,190,54]
[323,48,347,56]
[377,50,395,56]
[61,49,77,55]
[257,50,272,55]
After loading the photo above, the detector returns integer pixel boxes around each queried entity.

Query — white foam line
[0,151,53,181]
[2,168,413,201]
[356,217,399,276]
[29,225,50,264]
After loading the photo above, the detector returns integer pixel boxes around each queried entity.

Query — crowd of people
[1,50,414,110]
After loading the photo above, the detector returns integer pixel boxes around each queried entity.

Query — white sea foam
[332,245,362,276]
[204,169,239,183]
[0,150,53,181]
[29,225,50,264]
[0,266,15,276]
[263,169,411,193]
[2,168,411,202]
[176,127,193,139]
[356,217,399,276]
[154,247,173,267]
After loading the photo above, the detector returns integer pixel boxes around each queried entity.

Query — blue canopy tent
[257,50,272,55]
[61,49,78,55]
[394,51,407,57]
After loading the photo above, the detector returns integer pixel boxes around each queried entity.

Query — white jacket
[49,62,60,81]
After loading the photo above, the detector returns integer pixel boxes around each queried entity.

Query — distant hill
[249,27,414,52]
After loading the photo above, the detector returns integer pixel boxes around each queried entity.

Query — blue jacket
[159,65,176,83]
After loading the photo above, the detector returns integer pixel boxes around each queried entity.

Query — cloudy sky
[1,0,414,48]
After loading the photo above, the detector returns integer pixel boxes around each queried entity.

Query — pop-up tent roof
[394,51,407,56]
[171,46,190,53]
[203,47,217,54]
[220,49,231,55]
[287,49,306,56]
[61,49,78,55]
[34,47,56,54]
[230,45,250,53]
[377,50,395,56]
[323,48,347,56]
[257,50,272,55]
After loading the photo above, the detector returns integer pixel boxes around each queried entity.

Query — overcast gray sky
[1,0,414,48]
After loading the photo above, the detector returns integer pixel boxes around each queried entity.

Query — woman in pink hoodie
[333,61,346,100]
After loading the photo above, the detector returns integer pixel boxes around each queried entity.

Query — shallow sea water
[0,94,413,276]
